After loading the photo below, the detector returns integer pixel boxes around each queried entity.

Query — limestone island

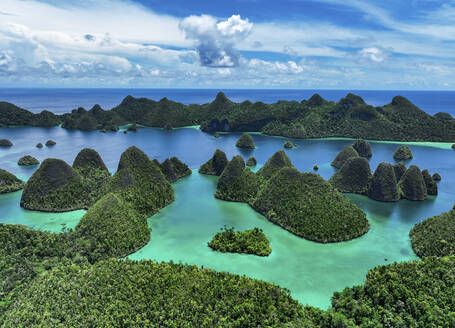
[208,226,272,256]
[0,139,13,147]
[199,149,228,176]
[235,134,255,149]
[283,141,294,149]
[0,169,24,194]
[246,157,257,166]
[331,146,359,169]
[156,157,192,183]
[393,145,413,160]
[18,155,40,166]
[45,140,56,146]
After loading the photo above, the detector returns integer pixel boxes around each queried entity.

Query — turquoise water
[0,126,454,309]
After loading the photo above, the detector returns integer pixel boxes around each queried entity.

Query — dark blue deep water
[0,88,454,115]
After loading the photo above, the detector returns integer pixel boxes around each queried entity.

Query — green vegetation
[235,134,255,149]
[328,256,455,327]
[284,140,294,149]
[434,112,453,120]
[72,148,109,181]
[352,138,372,158]
[0,139,12,147]
[0,169,24,194]
[331,146,359,169]
[393,145,413,160]
[45,140,56,146]
[257,150,294,180]
[208,226,272,256]
[106,146,174,217]
[329,157,372,194]
[393,162,407,182]
[215,156,260,202]
[313,164,319,170]
[158,157,192,183]
[20,159,91,212]
[2,94,455,142]
[0,102,59,127]
[410,208,455,258]
[398,165,427,201]
[199,149,228,176]
[422,169,438,195]
[252,167,369,243]
[36,142,43,148]
[368,162,400,202]
[432,172,441,181]
[74,193,149,262]
[17,155,39,166]
[2,258,306,328]
[246,157,257,166]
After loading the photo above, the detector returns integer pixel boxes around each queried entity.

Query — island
[208,226,272,256]
[0,169,24,194]
[18,155,40,166]
[329,157,372,194]
[157,157,192,183]
[246,157,257,166]
[199,149,228,176]
[2,92,454,142]
[235,134,255,149]
[0,139,13,147]
[331,146,359,169]
[393,145,413,160]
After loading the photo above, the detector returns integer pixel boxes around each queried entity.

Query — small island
[18,155,40,166]
[199,149,228,176]
[329,157,372,194]
[45,140,56,146]
[235,134,255,149]
[331,146,359,169]
[246,157,257,166]
[36,142,43,148]
[352,138,372,158]
[0,139,13,147]
[283,141,294,149]
[208,226,272,256]
[393,145,413,160]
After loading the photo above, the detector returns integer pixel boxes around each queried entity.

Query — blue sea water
[0,88,454,115]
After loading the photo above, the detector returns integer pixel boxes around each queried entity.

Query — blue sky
[0,0,454,89]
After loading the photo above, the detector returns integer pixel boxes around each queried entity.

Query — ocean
[0,88,454,115]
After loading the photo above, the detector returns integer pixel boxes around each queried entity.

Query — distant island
[1,92,455,141]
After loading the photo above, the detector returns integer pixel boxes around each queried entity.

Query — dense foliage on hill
[331,146,359,169]
[257,150,294,180]
[329,256,455,328]
[246,157,257,166]
[208,226,272,256]
[235,134,256,149]
[252,167,369,243]
[398,165,427,201]
[157,157,192,183]
[2,259,306,328]
[0,169,24,194]
[199,149,229,176]
[20,159,91,211]
[421,169,438,195]
[329,157,372,194]
[74,193,149,262]
[368,163,400,202]
[72,148,109,180]
[410,208,455,258]
[393,145,413,160]
[284,140,294,149]
[3,92,454,141]
[106,146,174,217]
[17,155,39,166]
[215,156,260,202]
[393,162,407,182]
[352,138,372,158]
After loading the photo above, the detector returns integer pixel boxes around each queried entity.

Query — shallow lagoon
[0,126,454,309]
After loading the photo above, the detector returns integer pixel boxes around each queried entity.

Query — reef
[329,157,372,194]
[198,149,228,176]
[331,146,359,169]
[235,134,255,149]
[368,162,400,202]
[393,145,413,160]
[18,155,40,166]
[351,138,372,158]
[208,226,272,257]
[0,169,24,194]
[398,165,427,201]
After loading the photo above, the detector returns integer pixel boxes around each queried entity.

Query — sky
[0,0,454,89]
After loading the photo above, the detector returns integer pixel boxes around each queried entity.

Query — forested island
[1,92,455,141]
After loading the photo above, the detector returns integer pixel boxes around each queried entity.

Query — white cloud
[179,14,252,67]
[358,47,390,64]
